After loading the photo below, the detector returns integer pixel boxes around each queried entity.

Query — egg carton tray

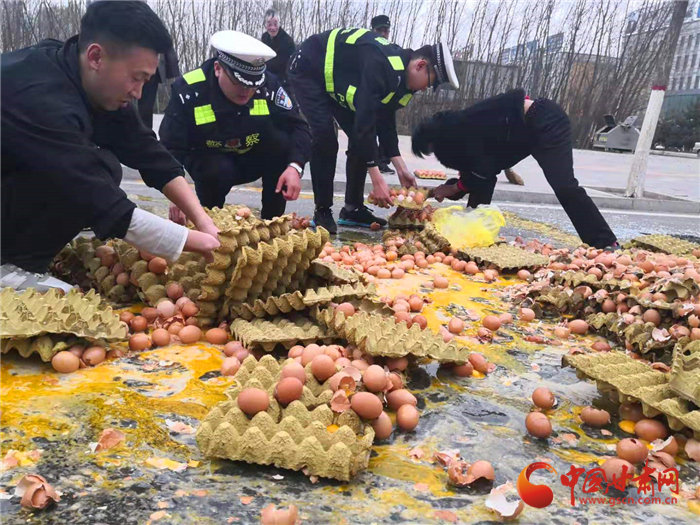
[313,307,469,363]
[628,277,699,316]
[458,244,549,271]
[1,334,95,362]
[0,288,127,342]
[587,312,675,355]
[230,315,332,351]
[196,395,374,480]
[669,339,700,406]
[531,286,588,315]
[418,223,452,254]
[386,187,430,210]
[225,355,334,410]
[563,351,700,439]
[553,271,642,294]
[414,169,446,180]
[388,209,430,230]
[228,283,377,320]
[308,260,366,285]
[625,234,700,256]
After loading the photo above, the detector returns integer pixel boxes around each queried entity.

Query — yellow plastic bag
[432,205,505,249]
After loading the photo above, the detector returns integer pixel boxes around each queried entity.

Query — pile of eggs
[367,187,427,208]
[51,344,110,374]
[94,245,168,290]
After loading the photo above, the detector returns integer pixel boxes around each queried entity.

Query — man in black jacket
[160,30,311,220]
[412,89,617,248]
[288,28,459,233]
[371,15,395,175]
[1,1,220,291]
[261,9,295,86]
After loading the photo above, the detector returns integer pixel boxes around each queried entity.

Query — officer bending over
[160,31,311,220]
[1,1,220,292]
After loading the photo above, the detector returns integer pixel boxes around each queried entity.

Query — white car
[693,142,700,157]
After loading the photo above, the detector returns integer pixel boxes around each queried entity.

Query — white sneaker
[0,263,75,293]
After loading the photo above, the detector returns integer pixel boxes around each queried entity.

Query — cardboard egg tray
[0,288,127,360]
[308,260,366,286]
[230,315,332,351]
[532,286,588,315]
[1,334,89,362]
[563,351,700,439]
[625,234,700,256]
[627,277,699,316]
[387,207,435,230]
[586,312,675,355]
[669,339,700,406]
[418,223,452,254]
[312,307,469,363]
[414,169,447,180]
[458,244,549,271]
[228,283,377,320]
[553,271,641,294]
[196,357,374,480]
[383,187,430,210]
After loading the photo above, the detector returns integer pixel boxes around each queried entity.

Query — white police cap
[209,30,276,87]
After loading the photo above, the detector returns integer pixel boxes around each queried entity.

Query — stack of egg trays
[0,288,127,361]
[196,354,375,481]
[563,351,700,439]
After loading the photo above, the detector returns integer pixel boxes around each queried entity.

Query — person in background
[1,1,220,292]
[288,28,459,233]
[261,8,295,87]
[371,14,395,175]
[411,89,618,249]
[160,30,310,220]
[137,46,180,129]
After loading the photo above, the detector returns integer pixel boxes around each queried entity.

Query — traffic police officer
[288,28,459,233]
[160,30,311,220]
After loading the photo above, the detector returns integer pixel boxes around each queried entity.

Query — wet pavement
[1,195,699,524]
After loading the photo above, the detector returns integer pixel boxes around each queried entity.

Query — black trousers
[138,76,159,129]
[184,153,287,219]
[288,42,367,209]
[467,99,617,248]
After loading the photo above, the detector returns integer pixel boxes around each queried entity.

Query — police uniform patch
[275,87,293,110]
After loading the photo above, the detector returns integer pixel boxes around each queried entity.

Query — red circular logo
[517,462,557,508]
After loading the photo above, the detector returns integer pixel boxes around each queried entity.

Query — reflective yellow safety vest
[323,28,414,112]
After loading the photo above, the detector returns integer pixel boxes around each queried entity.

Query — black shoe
[338,205,387,228]
[313,207,337,234]
[602,242,621,252]
[379,163,395,174]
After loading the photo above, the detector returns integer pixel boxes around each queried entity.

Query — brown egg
[619,403,644,422]
[179,325,202,344]
[371,411,393,440]
[335,302,356,317]
[68,344,85,358]
[119,311,135,324]
[554,326,571,339]
[397,404,420,431]
[168,323,183,335]
[151,328,171,347]
[448,317,464,334]
[477,327,492,340]
[116,272,130,286]
[351,392,383,420]
[388,372,403,391]
[301,344,323,366]
[482,315,501,331]
[634,419,668,441]
[591,340,611,352]
[51,351,81,373]
[483,269,498,282]
[408,297,423,312]
[129,333,151,351]
[434,277,449,289]
[391,268,405,279]
[468,353,489,374]
[409,314,426,330]
[526,412,552,438]
[657,436,679,456]
[224,341,244,357]
[569,319,589,335]
[220,356,241,376]
[147,257,167,274]
[616,438,649,463]
[601,458,634,486]
[141,307,160,323]
[363,365,387,392]
[311,355,336,382]
[519,308,536,322]
[166,282,184,300]
[275,377,304,405]
[280,362,307,384]
[453,362,474,377]
[130,316,148,333]
[237,388,270,416]
[205,328,228,345]
[351,359,369,371]
[517,269,531,280]
[642,309,661,326]
[532,387,555,409]
[233,348,250,362]
[386,357,408,371]
[157,300,176,319]
[580,407,610,427]
[498,313,513,325]
[81,346,106,366]
[261,504,298,525]
[181,302,199,319]
[601,299,616,313]
[377,268,392,279]
[95,245,115,258]
[386,389,417,410]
